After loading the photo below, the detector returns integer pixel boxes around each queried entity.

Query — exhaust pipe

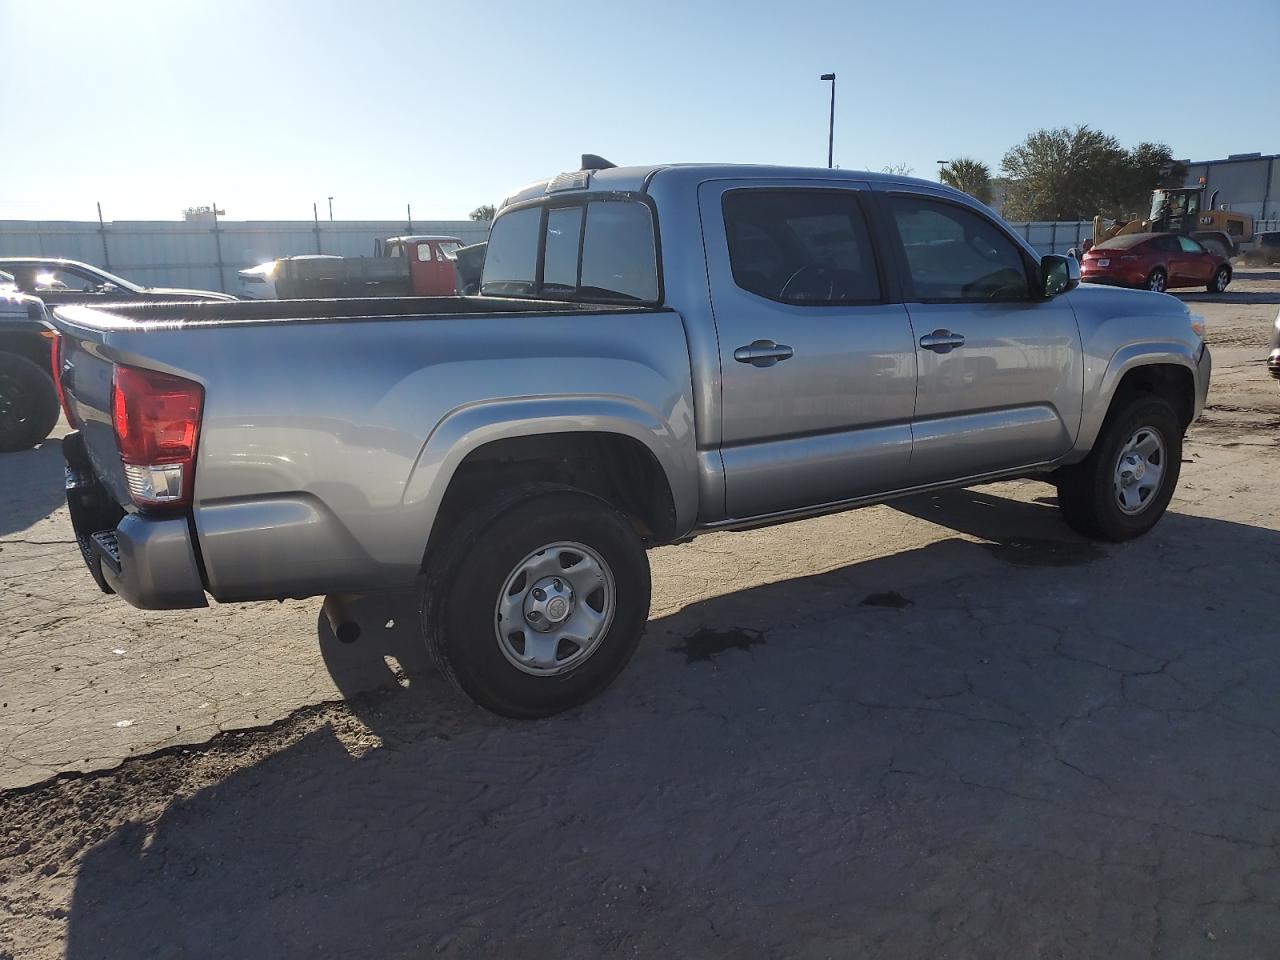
[322,594,361,644]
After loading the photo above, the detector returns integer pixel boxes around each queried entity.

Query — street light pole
[936,160,949,182]
[328,196,334,222]
[820,74,836,168]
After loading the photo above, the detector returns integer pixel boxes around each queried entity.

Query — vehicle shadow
[1177,290,1280,305]
[0,436,66,537]
[61,490,1280,958]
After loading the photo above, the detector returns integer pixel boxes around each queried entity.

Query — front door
[700,180,918,519]
[1175,235,1213,284]
[876,190,1083,485]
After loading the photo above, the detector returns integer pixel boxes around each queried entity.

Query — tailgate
[55,324,134,510]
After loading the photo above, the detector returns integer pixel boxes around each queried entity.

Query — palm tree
[939,158,993,205]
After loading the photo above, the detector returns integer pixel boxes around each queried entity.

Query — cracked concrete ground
[1,271,1278,958]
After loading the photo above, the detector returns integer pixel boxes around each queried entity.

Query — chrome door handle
[919,329,965,354]
[734,339,794,368]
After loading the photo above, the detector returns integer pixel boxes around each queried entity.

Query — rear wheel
[1207,266,1230,293]
[1145,268,1168,293]
[420,485,651,718]
[0,352,59,453]
[1056,394,1182,541]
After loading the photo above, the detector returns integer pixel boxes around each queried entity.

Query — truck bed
[50,295,696,605]
[53,295,659,330]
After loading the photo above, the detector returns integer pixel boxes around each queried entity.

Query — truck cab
[378,236,464,296]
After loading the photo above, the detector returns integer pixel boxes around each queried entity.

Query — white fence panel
[0,219,491,292]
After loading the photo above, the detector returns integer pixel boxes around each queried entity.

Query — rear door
[876,189,1082,484]
[700,179,917,519]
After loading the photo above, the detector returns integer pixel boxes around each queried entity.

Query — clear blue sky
[4,0,1277,222]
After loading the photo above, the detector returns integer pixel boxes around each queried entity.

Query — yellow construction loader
[1092,185,1254,258]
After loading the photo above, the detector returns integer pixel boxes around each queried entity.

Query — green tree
[1000,126,1187,221]
[469,204,496,222]
[1001,126,1128,220]
[938,158,993,205]
[881,163,915,177]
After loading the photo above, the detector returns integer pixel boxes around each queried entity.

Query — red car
[1080,232,1232,294]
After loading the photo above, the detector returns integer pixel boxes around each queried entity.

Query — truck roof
[385,235,464,243]
[501,163,964,208]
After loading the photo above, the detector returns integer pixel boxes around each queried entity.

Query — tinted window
[481,207,540,295]
[888,196,1030,300]
[28,267,101,293]
[1155,235,1181,253]
[723,190,880,304]
[1177,235,1206,254]
[542,206,583,293]
[579,201,658,302]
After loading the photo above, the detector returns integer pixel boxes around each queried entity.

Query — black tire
[420,485,651,718]
[1145,268,1168,293]
[0,351,59,453]
[1207,265,1230,293]
[1055,394,1182,541]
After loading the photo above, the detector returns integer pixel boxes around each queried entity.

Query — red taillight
[49,333,75,424]
[111,364,203,508]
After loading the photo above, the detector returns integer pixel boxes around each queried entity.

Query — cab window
[887,195,1031,301]
[722,189,881,304]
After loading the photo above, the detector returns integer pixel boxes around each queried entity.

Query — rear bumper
[1081,273,1143,289]
[1196,343,1213,420]
[64,432,208,610]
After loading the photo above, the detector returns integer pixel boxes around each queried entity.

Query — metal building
[1182,152,1280,221]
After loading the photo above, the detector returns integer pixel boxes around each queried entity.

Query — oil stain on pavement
[669,626,766,663]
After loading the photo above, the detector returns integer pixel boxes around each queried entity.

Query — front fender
[401,393,699,547]
[1071,340,1201,457]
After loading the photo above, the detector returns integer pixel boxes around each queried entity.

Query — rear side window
[887,195,1030,301]
[481,199,659,303]
[481,207,541,295]
[723,190,880,304]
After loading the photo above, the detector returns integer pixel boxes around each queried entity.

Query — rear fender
[401,394,698,545]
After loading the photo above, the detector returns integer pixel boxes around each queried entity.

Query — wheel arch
[404,397,697,570]
[1076,351,1198,456]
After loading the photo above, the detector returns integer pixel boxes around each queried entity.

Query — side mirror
[1041,254,1079,297]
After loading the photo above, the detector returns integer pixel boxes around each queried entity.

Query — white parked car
[238,255,341,300]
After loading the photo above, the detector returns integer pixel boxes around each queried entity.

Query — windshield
[481,198,659,304]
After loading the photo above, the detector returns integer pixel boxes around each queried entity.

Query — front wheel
[420,486,651,718]
[1145,268,1168,293]
[1207,266,1230,293]
[1054,391,1182,542]
[0,351,60,453]
[1055,395,1182,541]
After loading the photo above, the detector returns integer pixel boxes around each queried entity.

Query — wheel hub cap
[1113,426,1166,515]
[523,576,574,630]
[495,541,616,676]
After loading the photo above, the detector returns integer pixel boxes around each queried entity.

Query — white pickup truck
[50,158,1211,717]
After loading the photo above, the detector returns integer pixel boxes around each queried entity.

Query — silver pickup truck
[49,160,1211,717]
